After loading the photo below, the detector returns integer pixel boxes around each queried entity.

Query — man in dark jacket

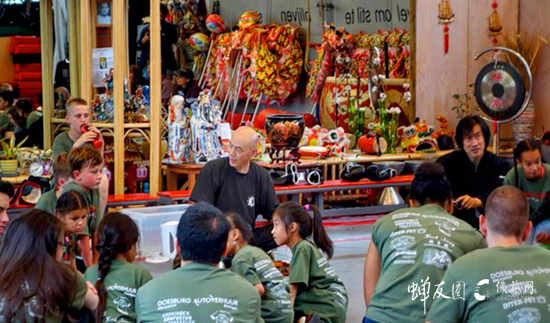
[437,115,511,228]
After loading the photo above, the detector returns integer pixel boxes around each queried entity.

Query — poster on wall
[218,0,410,39]
[92,47,114,88]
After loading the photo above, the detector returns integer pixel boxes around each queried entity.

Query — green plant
[0,136,27,160]
[451,85,480,119]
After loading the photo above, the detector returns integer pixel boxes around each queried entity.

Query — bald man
[190,127,279,251]
[426,186,550,323]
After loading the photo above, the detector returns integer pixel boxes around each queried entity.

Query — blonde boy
[52,97,103,158]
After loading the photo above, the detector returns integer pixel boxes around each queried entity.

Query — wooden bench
[157,175,414,218]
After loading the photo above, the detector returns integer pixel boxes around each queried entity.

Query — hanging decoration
[489,0,502,45]
[438,0,454,54]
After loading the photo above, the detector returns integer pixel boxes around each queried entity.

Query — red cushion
[14,63,42,73]
[10,36,41,46]
[15,81,42,90]
[14,72,42,81]
[10,44,42,55]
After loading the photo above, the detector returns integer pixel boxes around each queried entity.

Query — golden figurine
[438,0,455,24]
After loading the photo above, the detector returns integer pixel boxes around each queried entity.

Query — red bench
[8,193,159,216]
[157,175,414,218]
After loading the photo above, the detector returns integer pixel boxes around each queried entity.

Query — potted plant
[451,84,480,119]
[503,32,547,143]
[0,136,27,175]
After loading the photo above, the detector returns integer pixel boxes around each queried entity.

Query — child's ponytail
[275,202,334,259]
[309,204,333,259]
[94,212,140,323]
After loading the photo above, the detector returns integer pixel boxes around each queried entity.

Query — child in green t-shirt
[52,97,103,158]
[271,202,348,323]
[36,153,73,214]
[0,209,99,321]
[225,212,294,323]
[55,190,88,270]
[504,138,550,245]
[84,212,152,323]
[65,146,105,267]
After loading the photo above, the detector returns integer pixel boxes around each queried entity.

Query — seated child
[36,153,72,214]
[225,212,293,323]
[65,146,104,267]
[0,210,98,321]
[52,97,108,226]
[504,138,550,245]
[56,190,88,270]
[84,212,152,323]
[271,202,348,323]
[52,97,103,157]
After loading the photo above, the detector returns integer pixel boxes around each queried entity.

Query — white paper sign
[218,122,232,140]
[92,47,114,88]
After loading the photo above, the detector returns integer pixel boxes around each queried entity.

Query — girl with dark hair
[0,209,98,322]
[84,212,152,323]
[56,190,88,270]
[363,162,486,323]
[225,212,293,323]
[504,138,550,245]
[271,202,348,323]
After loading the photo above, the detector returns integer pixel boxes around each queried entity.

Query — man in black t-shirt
[190,127,279,251]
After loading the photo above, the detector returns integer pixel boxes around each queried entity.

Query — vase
[265,114,305,149]
[511,102,535,145]
[0,159,19,175]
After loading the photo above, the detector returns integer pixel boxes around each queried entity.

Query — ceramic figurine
[167,95,191,163]
[190,90,223,163]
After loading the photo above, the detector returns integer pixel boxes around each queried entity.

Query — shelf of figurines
[51,118,151,129]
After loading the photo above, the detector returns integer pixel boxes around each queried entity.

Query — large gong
[474,60,525,120]
[474,47,532,124]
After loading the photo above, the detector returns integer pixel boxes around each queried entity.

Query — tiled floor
[139,221,374,323]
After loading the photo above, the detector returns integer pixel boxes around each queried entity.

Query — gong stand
[474,47,533,155]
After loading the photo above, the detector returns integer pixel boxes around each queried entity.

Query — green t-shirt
[35,189,58,215]
[0,109,13,132]
[84,260,152,322]
[53,131,74,158]
[504,164,550,224]
[232,245,293,323]
[366,204,487,323]
[290,240,348,323]
[136,262,262,323]
[63,182,101,235]
[0,271,88,323]
[26,110,42,128]
[426,245,550,323]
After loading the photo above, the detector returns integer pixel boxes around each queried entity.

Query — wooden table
[157,175,415,218]
[163,161,204,191]
[0,174,51,185]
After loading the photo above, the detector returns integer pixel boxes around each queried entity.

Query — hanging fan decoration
[489,0,502,45]
[438,0,454,54]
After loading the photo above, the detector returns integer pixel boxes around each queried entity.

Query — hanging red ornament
[489,0,502,45]
[438,0,454,54]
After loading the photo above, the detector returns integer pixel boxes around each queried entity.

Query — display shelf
[41,0,162,195]
[51,118,151,129]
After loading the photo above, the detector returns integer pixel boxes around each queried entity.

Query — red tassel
[493,119,497,134]
[444,25,450,54]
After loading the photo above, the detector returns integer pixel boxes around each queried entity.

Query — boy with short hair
[53,97,108,221]
[52,97,103,158]
[64,146,105,267]
[35,153,72,214]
